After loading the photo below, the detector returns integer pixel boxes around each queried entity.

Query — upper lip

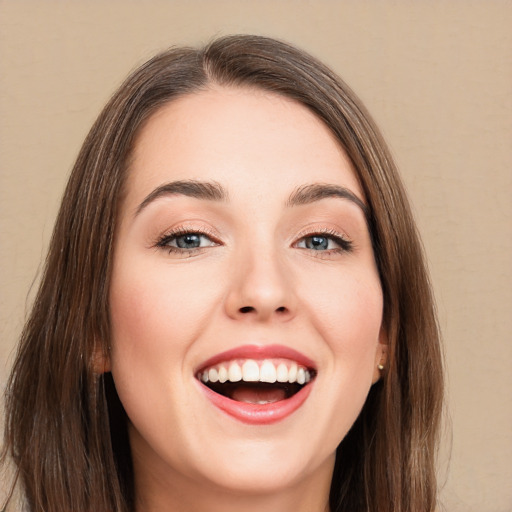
[195,344,317,373]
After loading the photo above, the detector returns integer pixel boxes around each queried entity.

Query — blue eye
[303,235,330,250]
[172,233,206,249]
[157,231,217,253]
[296,232,352,253]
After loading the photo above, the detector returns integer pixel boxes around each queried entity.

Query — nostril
[239,306,287,314]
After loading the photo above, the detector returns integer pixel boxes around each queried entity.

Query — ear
[372,327,388,384]
[92,344,111,374]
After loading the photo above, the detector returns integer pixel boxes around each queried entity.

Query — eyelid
[293,226,353,252]
[153,223,222,252]
[294,225,350,241]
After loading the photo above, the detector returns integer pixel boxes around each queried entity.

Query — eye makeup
[293,227,353,255]
[154,225,221,257]
[153,223,354,260]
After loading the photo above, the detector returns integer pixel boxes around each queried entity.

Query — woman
[1,35,443,511]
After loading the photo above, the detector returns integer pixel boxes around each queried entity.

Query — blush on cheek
[109,276,160,361]
[110,266,218,365]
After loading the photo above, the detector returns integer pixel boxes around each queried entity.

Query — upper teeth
[199,359,312,385]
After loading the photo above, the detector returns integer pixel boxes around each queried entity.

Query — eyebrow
[286,183,368,218]
[135,180,228,216]
[135,179,368,219]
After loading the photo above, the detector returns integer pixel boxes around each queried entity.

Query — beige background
[1,1,511,510]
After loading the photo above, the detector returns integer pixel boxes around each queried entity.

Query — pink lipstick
[196,344,316,425]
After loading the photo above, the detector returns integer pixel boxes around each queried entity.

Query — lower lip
[199,381,313,425]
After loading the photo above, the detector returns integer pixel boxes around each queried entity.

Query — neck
[136,485,331,512]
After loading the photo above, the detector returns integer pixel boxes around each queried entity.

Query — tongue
[231,385,287,404]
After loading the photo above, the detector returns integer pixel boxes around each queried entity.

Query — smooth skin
[106,86,387,512]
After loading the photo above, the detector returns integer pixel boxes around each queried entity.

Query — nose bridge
[224,238,296,321]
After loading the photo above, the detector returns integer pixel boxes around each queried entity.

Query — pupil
[307,236,328,250]
[177,234,201,249]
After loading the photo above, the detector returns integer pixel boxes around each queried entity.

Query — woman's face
[108,86,386,501]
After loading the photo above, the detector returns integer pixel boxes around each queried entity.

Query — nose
[224,247,297,323]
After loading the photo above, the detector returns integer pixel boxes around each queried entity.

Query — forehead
[124,86,363,207]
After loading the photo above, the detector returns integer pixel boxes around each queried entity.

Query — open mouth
[196,359,316,405]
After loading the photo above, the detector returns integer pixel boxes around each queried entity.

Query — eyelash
[154,227,353,256]
[294,228,354,255]
[155,227,220,256]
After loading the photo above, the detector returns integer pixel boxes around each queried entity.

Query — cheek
[109,278,174,363]
[109,260,220,358]
[284,263,384,461]
[107,261,223,437]
[302,266,383,351]
[299,265,383,399]
[108,272,180,411]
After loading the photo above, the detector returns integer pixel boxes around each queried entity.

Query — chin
[191,445,334,495]
[170,420,337,497]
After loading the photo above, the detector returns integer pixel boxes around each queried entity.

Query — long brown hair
[2,35,443,511]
